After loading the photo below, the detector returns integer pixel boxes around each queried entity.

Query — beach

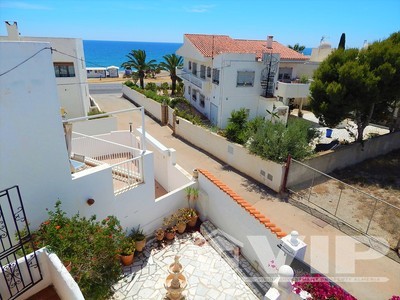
[87,70,172,84]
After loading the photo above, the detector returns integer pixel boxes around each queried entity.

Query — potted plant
[165,226,177,240]
[184,186,192,205]
[186,208,199,227]
[130,225,146,252]
[191,188,199,201]
[155,228,165,241]
[120,237,135,266]
[163,215,177,240]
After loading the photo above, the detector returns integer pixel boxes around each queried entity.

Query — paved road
[90,91,400,300]
[89,83,122,94]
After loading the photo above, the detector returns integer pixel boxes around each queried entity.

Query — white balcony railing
[275,81,310,99]
[71,132,144,193]
[177,68,203,89]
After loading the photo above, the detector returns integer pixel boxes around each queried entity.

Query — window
[188,61,192,70]
[192,62,197,76]
[207,67,211,78]
[192,89,197,101]
[188,86,191,95]
[200,94,205,108]
[212,68,220,84]
[54,62,75,77]
[237,71,255,87]
[200,65,206,79]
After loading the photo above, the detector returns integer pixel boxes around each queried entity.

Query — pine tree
[338,33,346,49]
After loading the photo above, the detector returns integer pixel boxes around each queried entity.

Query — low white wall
[72,116,118,135]
[136,128,192,192]
[122,85,162,121]
[175,117,285,192]
[168,106,175,127]
[196,173,285,276]
[287,132,400,187]
[0,248,83,300]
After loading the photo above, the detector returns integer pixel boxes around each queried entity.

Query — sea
[83,40,182,68]
[83,39,312,68]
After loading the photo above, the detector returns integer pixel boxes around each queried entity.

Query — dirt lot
[291,149,400,250]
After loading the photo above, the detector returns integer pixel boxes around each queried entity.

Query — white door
[210,103,218,126]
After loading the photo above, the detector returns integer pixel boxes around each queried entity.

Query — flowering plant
[29,201,125,300]
[293,273,356,300]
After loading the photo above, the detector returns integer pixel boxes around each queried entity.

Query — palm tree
[288,43,306,53]
[121,49,157,89]
[159,54,183,96]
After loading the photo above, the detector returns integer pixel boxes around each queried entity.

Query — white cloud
[186,4,215,13]
[0,1,52,10]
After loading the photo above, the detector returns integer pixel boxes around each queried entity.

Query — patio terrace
[113,221,270,300]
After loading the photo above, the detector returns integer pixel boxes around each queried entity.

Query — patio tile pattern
[112,225,268,299]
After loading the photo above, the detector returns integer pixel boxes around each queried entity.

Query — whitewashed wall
[0,41,73,228]
[0,248,83,299]
[72,116,118,135]
[196,174,286,276]
[122,85,162,121]
[174,117,285,192]
[18,37,89,118]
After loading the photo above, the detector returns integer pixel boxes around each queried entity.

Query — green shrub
[29,201,125,300]
[248,118,318,162]
[124,80,135,88]
[145,82,157,92]
[225,108,249,144]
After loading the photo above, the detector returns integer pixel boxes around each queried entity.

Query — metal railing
[112,157,143,195]
[71,132,144,194]
[287,159,400,261]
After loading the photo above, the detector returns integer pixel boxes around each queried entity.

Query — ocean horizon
[83,40,182,68]
[83,39,312,69]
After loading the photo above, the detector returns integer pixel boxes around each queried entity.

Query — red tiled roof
[185,34,309,61]
[197,169,287,239]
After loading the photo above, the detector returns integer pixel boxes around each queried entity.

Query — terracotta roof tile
[185,34,308,61]
[197,169,287,239]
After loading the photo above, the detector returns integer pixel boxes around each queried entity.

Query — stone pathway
[112,227,265,299]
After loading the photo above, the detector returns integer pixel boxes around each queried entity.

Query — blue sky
[0,0,399,48]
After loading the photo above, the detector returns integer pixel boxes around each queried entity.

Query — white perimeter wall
[122,85,162,121]
[196,173,286,276]
[174,117,285,192]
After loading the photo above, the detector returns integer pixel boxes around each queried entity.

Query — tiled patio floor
[112,224,269,299]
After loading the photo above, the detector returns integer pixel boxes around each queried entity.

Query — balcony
[274,81,310,99]
[71,131,144,194]
[177,68,203,89]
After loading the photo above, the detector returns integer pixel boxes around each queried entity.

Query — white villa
[0,38,303,299]
[176,34,311,128]
[0,22,90,119]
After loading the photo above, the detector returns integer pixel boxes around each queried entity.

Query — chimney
[266,35,273,49]
[5,21,20,40]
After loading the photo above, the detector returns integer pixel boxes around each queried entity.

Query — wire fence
[286,158,400,263]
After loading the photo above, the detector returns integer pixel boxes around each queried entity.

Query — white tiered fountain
[164,256,187,299]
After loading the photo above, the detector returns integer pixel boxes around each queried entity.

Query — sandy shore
[87,70,172,84]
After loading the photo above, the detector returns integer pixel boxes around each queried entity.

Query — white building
[176,34,310,128]
[86,67,107,78]
[0,22,90,118]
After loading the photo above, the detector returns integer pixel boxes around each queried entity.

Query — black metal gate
[0,186,43,300]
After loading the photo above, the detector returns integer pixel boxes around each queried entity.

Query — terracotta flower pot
[165,231,176,240]
[188,215,198,227]
[135,239,146,252]
[120,253,134,266]
[176,222,186,234]
[156,232,165,241]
